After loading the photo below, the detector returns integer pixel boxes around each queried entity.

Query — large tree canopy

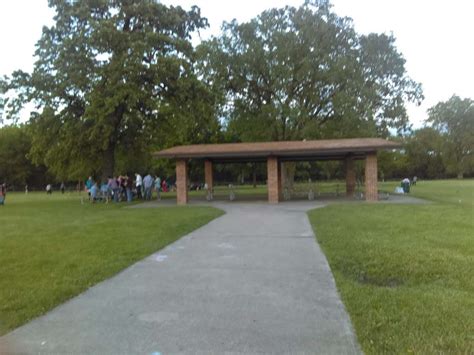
[0,125,32,186]
[1,0,219,179]
[427,95,474,178]
[197,0,423,142]
[0,125,51,188]
[404,127,445,179]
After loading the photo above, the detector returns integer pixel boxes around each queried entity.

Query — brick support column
[176,159,188,205]
[204,159,213,191]
[365,152,378,202]
[267,156,281,204]
[345,156,356,197]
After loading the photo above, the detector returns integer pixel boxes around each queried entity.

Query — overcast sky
[1,0,473,128]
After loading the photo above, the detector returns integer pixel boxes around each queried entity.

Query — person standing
[402,178,411,193]
[46,184,52,194]
[135,173,143,199]
[90,182,98,203]
[124,175,132,202]
[85,176,94,200]
[99,180,110,203]
[143,173,154,200]
[117,175,124,201]
[60,182,65,194]
[108,176,119,202]
[154,176,161,201]
[0,183,6,205]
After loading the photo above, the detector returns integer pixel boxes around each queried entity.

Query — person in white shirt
[135,173,143,199]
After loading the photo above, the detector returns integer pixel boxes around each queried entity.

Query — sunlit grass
[380,179,474,207]
[308,179,474,353]
[0,192,223,335]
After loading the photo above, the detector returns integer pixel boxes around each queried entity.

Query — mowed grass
[308,179,474,353]
[380,178,474,207]
[0,192,223,335]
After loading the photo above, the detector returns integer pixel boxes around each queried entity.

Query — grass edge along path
[308,180,474,354]
[0,193,224,335]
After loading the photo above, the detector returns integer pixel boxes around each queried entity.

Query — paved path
[2,202,360,354]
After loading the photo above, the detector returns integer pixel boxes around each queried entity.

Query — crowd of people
[0,174,176,206]
[85,173,174,203]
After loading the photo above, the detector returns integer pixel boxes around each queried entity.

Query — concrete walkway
[2,202,360,354]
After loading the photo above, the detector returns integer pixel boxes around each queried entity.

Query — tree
[378,149,409,180]
[427,95,474,178]
[0,125,31,186]
[1,0,217,180]
[404,127,445,179]
[196,0,422,187]
[0,124,50,188]
[197,0,423,143]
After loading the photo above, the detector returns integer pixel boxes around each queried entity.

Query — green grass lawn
[0,192,223,335]
[380,179,474,207]
[308,179,474,353]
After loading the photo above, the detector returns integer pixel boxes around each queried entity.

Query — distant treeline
[1,122,472,191]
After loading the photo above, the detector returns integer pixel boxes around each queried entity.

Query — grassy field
[380,179,474,206]
[0,192,223,335]
[308,179,474,353]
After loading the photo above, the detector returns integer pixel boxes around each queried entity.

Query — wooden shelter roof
[154,138,400,162]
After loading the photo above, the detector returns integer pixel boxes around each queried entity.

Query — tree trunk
[101,107,123,181]
[101,143,115,181]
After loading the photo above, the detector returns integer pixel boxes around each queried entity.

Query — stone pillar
[365,152,378,202]
[204,159,213,191]
[176,159,188,205]
[267,156,281,204]
[345,156,356,197]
